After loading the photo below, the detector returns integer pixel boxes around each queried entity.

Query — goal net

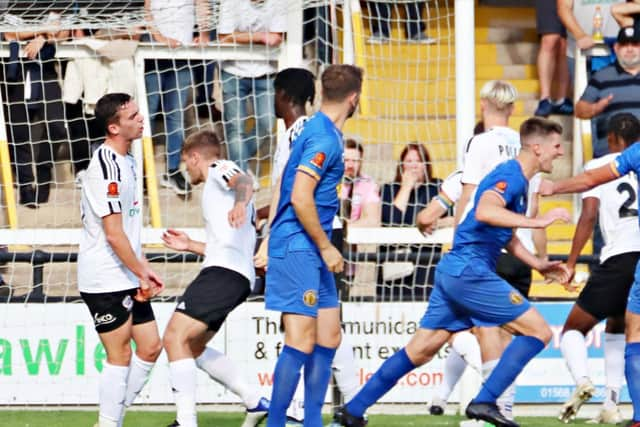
[0,0,461,408]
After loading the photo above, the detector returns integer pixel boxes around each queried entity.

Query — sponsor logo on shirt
[303,290,318,307]
[310,152,326,169]
[107,182,119,198]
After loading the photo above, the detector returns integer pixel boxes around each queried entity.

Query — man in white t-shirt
[161,130,269,427]
[145,0,210,196]
[218,0,286,174]
[558,113,640,424]
[78,93,164,427]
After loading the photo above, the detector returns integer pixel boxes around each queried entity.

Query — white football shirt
[582,153,640,263]
[461,126,521,185]
[202,160,257,285]
[272,116,308,184]
[78,145,142,293]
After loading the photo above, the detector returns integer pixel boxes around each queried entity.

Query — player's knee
[532,324,553,345]
[107,344,132,366]
[138,338,163,362]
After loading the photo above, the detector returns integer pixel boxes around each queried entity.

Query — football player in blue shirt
[265,64,363,427]
[334,117,571,427]
[540,125,640,427]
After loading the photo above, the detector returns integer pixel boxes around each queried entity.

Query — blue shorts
[626,260,640,315]
[265,249,338,317]
[419,263,530,331]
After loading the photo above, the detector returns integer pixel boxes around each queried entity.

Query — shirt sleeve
[613,143,640,177]
[83,166,123,218]
[211,160,243,190]
[217,0,236,34]
[461,137,491,185]
[440,170,463,203]
[296,133,339,181]
[269,0,287,32]
[580,78,601,103]
[483,172,525,207]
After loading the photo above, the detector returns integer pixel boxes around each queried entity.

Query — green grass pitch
[0,411,611,427]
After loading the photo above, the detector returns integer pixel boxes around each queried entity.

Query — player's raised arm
[227,172,254,228]
[162,228,205,256]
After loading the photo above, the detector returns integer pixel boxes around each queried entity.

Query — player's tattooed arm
[227,173,254,228]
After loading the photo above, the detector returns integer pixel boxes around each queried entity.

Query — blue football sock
[346,348,415,417]
[475,335,545,403]
[266,345,310,427]
[625,342,640,422]
[304,344,337,427]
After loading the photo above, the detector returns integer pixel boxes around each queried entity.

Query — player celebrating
[264,64,363,427]
[161,130,269,427]
[334,117,570,427]
[540,117,640,427]
[558,113,640,424]
[78,93,164,427]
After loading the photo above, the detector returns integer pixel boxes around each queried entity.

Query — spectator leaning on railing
[218,0,286,178]
[575,26,640,158]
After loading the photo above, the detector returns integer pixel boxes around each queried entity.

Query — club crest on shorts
[509,290,523,305]
[303,290,318,307]
[122,294,134,311]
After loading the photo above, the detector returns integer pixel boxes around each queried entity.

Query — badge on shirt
[107,182,119,198]
[310,152,326,169]
[494,181,507,194]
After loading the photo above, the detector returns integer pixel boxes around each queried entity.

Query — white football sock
[561,330,589,385]
[451,331,481,374]
[99,362,129,427]
[603,333,625,409]
[498,382,516,420]
[287,379,305,422]
[482,359,498,381]
[435,347,466,401]
[195,347,260,409]
[170,358,198,427]
[332,334,360,402]
[124,353,155,406]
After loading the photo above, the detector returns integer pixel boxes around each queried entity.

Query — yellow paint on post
[142,136,162,228]
[0,138,17,228]
[351,5,370,116]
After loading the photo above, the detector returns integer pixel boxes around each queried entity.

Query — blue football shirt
[444,159,529,274]
[270,111,344,252]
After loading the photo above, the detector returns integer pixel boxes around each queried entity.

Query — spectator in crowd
[366,2,435,44]
[218,0,286,177]
[379,143,444,302]
[576,26,640,158]
[535,0,573,117]
[144,0,210,196]
[557,0,621,75]
[2,13,70,208]
[340,138,381,227]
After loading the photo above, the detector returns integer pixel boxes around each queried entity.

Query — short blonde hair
[479,80,518,112]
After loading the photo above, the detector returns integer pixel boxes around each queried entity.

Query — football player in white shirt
[558,113,640,424]
[161,130,269,427]
[78,93,164,427]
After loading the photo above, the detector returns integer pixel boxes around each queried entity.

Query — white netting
[0,0,457,407]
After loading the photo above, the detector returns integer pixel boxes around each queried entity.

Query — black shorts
[81,288,155,334]
[496,252,532,297]
[577,251,640,320]
[176,266,251,332]
[536,0,567,37]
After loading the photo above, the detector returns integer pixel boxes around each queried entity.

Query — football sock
[561,329,589,385]
[435,347,466,401]
[346,348,415,418]
[195,347,260,409]
[99,362,129,427]
[452,331,482,373]
[304,344,337,427]
[474,336,544,403]
[498,382,516,420]
[169,358,198,427]
[625,342,640,421]
[603,333,625,410]
[267,345,310,427]
[123,353,155,406]
[332,334,360,401]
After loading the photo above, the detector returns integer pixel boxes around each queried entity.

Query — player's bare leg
[123,321,161,404]
[97,316,134,427]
